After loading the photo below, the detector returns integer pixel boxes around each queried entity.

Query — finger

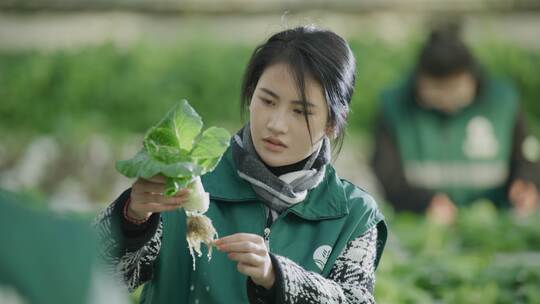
[215,233,263,245]
[142,202,183,213]
[228,252,265,267]
[134,179,191,197]
[218,241,266,255]
[133,179,166,194]
[132,192,188,205]
[174,188,191,197]
[237,262,262,278]
[145,175,167,184]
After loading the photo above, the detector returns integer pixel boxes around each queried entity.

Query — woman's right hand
[127,175,190,220]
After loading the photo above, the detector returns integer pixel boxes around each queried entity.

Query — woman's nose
[267,111,288,134]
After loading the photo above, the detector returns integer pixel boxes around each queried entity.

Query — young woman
[96,26,387,303]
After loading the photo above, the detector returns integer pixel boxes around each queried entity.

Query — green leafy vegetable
[116,99,230,196]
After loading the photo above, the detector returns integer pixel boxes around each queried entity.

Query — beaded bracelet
[123,197,150,225]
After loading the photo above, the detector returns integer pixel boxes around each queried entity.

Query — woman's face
[417,71,476,114]
[249,63,330,167]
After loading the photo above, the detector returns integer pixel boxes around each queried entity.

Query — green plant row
[1,38,539,141]
[377,201,540,303]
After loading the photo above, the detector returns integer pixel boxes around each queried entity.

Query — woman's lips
[262,138,287,152]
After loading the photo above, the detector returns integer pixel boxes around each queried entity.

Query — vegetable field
[1,37,539,303]
[377,201,540,303]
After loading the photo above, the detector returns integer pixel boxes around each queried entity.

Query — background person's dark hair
[416,22,483,84]
[240,26,356,159]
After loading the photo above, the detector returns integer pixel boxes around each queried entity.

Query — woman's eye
[260,98,273,106]
[293,109,312,115]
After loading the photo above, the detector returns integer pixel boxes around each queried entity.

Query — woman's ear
[325,125,336,139]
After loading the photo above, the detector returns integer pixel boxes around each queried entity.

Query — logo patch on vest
[463,116,498,159]
[313,245,332,271]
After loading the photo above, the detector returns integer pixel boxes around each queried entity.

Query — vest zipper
[263,209,274,249]
[260,204,290,250]
[263,227,271,249]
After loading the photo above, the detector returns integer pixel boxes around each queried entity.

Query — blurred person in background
[0,190,129,304]
[371,22,540,225]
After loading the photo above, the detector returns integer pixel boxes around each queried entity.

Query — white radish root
[186,212,218,271]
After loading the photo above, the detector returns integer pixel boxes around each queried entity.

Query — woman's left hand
[215,233,275,289]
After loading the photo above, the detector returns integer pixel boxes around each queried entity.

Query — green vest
[141,146,386,303]
[381,77,518,207]
[0,191,98,304]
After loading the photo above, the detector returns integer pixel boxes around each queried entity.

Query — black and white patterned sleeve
[93,191,163,292]
[272,227,378,304]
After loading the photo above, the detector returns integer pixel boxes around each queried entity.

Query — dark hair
[240,26,356,158]
[416,22,481,79]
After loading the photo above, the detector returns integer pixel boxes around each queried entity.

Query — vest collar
[202,146,349,220]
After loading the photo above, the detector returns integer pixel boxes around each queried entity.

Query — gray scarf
[232,124,331,214]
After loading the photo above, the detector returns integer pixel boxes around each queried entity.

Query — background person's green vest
[381,77,518,207]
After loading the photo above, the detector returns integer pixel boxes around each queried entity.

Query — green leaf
[159,99,203,152]
[159,161,203,178]
[145,127,178,148]
[116,149,198,180]
[143,100,203,162]
[164,176,193,196]
[195,157,221,174]
[116,149,157,178]
[144,127,181,162]
[190,126,231,173]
